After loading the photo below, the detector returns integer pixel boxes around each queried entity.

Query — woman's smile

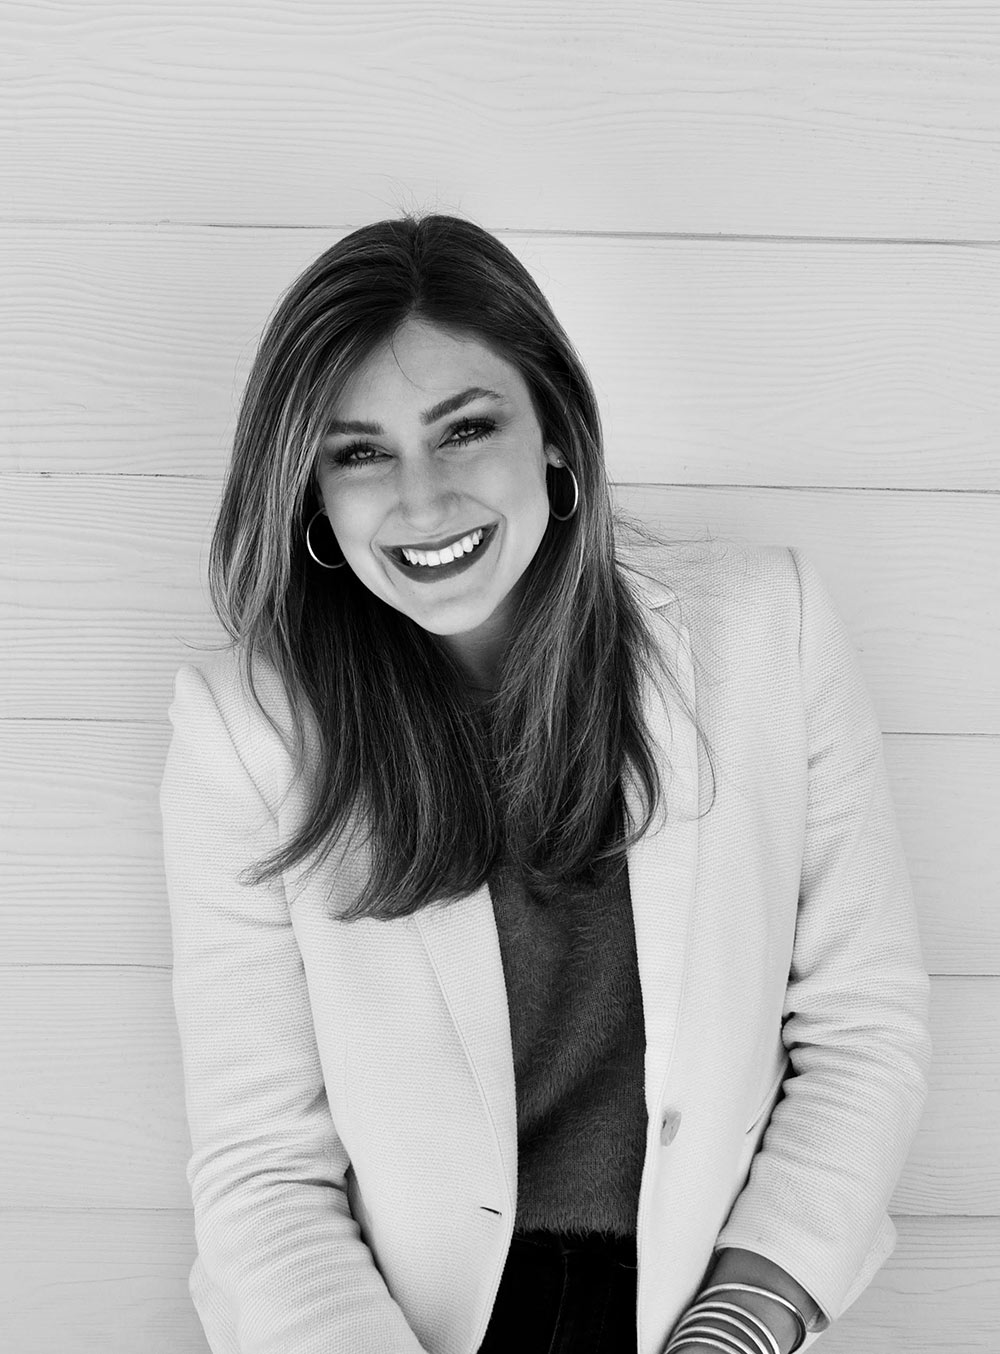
[384,521,499,584]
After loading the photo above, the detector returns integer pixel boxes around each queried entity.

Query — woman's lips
[392,523,493,554]
[385,521,498,584]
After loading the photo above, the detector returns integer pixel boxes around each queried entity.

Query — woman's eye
[333,418,496,468]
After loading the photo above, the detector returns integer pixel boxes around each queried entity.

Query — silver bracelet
[671,1302,779,1354]
[666,1339,758,1354]
[698,1283,807,1351]
[668,1310,768,1354]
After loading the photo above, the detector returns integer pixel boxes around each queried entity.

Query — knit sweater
[487,842,648,1239]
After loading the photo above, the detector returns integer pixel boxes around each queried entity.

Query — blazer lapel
[412,571,701,1210]
[627,594,700,1124]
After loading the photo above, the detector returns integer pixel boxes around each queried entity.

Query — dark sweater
[487,845,648,1239]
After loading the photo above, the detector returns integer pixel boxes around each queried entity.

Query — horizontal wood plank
[2,3,998,235]
[4,226,1000,486]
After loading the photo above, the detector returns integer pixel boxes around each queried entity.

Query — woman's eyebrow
[325,386,506,436]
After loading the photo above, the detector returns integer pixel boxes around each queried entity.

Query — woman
[160,213,932,1354]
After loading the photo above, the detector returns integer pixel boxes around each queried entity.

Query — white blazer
[160,541,932,1354]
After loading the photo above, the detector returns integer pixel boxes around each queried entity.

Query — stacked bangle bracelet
[663,1282,808,1354]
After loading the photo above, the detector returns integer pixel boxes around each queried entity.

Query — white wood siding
[2,3,997,1350]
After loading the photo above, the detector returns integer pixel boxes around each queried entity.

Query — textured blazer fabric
[159,541,932,1354]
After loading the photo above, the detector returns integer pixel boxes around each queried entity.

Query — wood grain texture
[2,3,998,234]
[4,225,1000,485]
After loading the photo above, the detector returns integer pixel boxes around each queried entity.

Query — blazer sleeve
[713,547,933,1334]
[160,662,429,1354]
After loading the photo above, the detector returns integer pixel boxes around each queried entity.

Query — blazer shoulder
[166,645,303,805]
[623,535,799,621]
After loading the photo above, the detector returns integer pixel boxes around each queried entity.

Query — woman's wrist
[693,1247,819,1353]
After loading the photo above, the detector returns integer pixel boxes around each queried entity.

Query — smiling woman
[203,211,708,929]
[309,315,569,685]
[161,212,930,1354]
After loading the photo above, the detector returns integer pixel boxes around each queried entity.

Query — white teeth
[401,527,485,567]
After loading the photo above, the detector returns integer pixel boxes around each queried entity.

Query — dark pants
[477,1228,639,1354]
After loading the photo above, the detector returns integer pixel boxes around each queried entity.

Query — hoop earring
[305,508,346,568]
[549,462,579,521]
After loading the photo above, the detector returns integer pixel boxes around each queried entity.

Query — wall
[1,3,998,1350]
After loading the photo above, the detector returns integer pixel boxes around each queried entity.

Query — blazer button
[659,1108,682,1145]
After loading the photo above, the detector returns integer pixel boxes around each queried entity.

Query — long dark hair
[204,212,717,921]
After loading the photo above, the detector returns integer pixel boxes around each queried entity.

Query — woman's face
[313,317,564,689]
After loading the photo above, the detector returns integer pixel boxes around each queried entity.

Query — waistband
[512,1227,637,1267]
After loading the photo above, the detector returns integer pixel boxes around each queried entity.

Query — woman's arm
[707,549,932,1325]
[697,1246,822,1352]
[162,662,428,1354]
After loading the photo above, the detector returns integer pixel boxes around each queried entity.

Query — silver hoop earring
[549,463,579,521]
[305,508,346,568]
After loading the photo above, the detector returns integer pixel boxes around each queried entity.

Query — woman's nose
[394,461,462,521]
